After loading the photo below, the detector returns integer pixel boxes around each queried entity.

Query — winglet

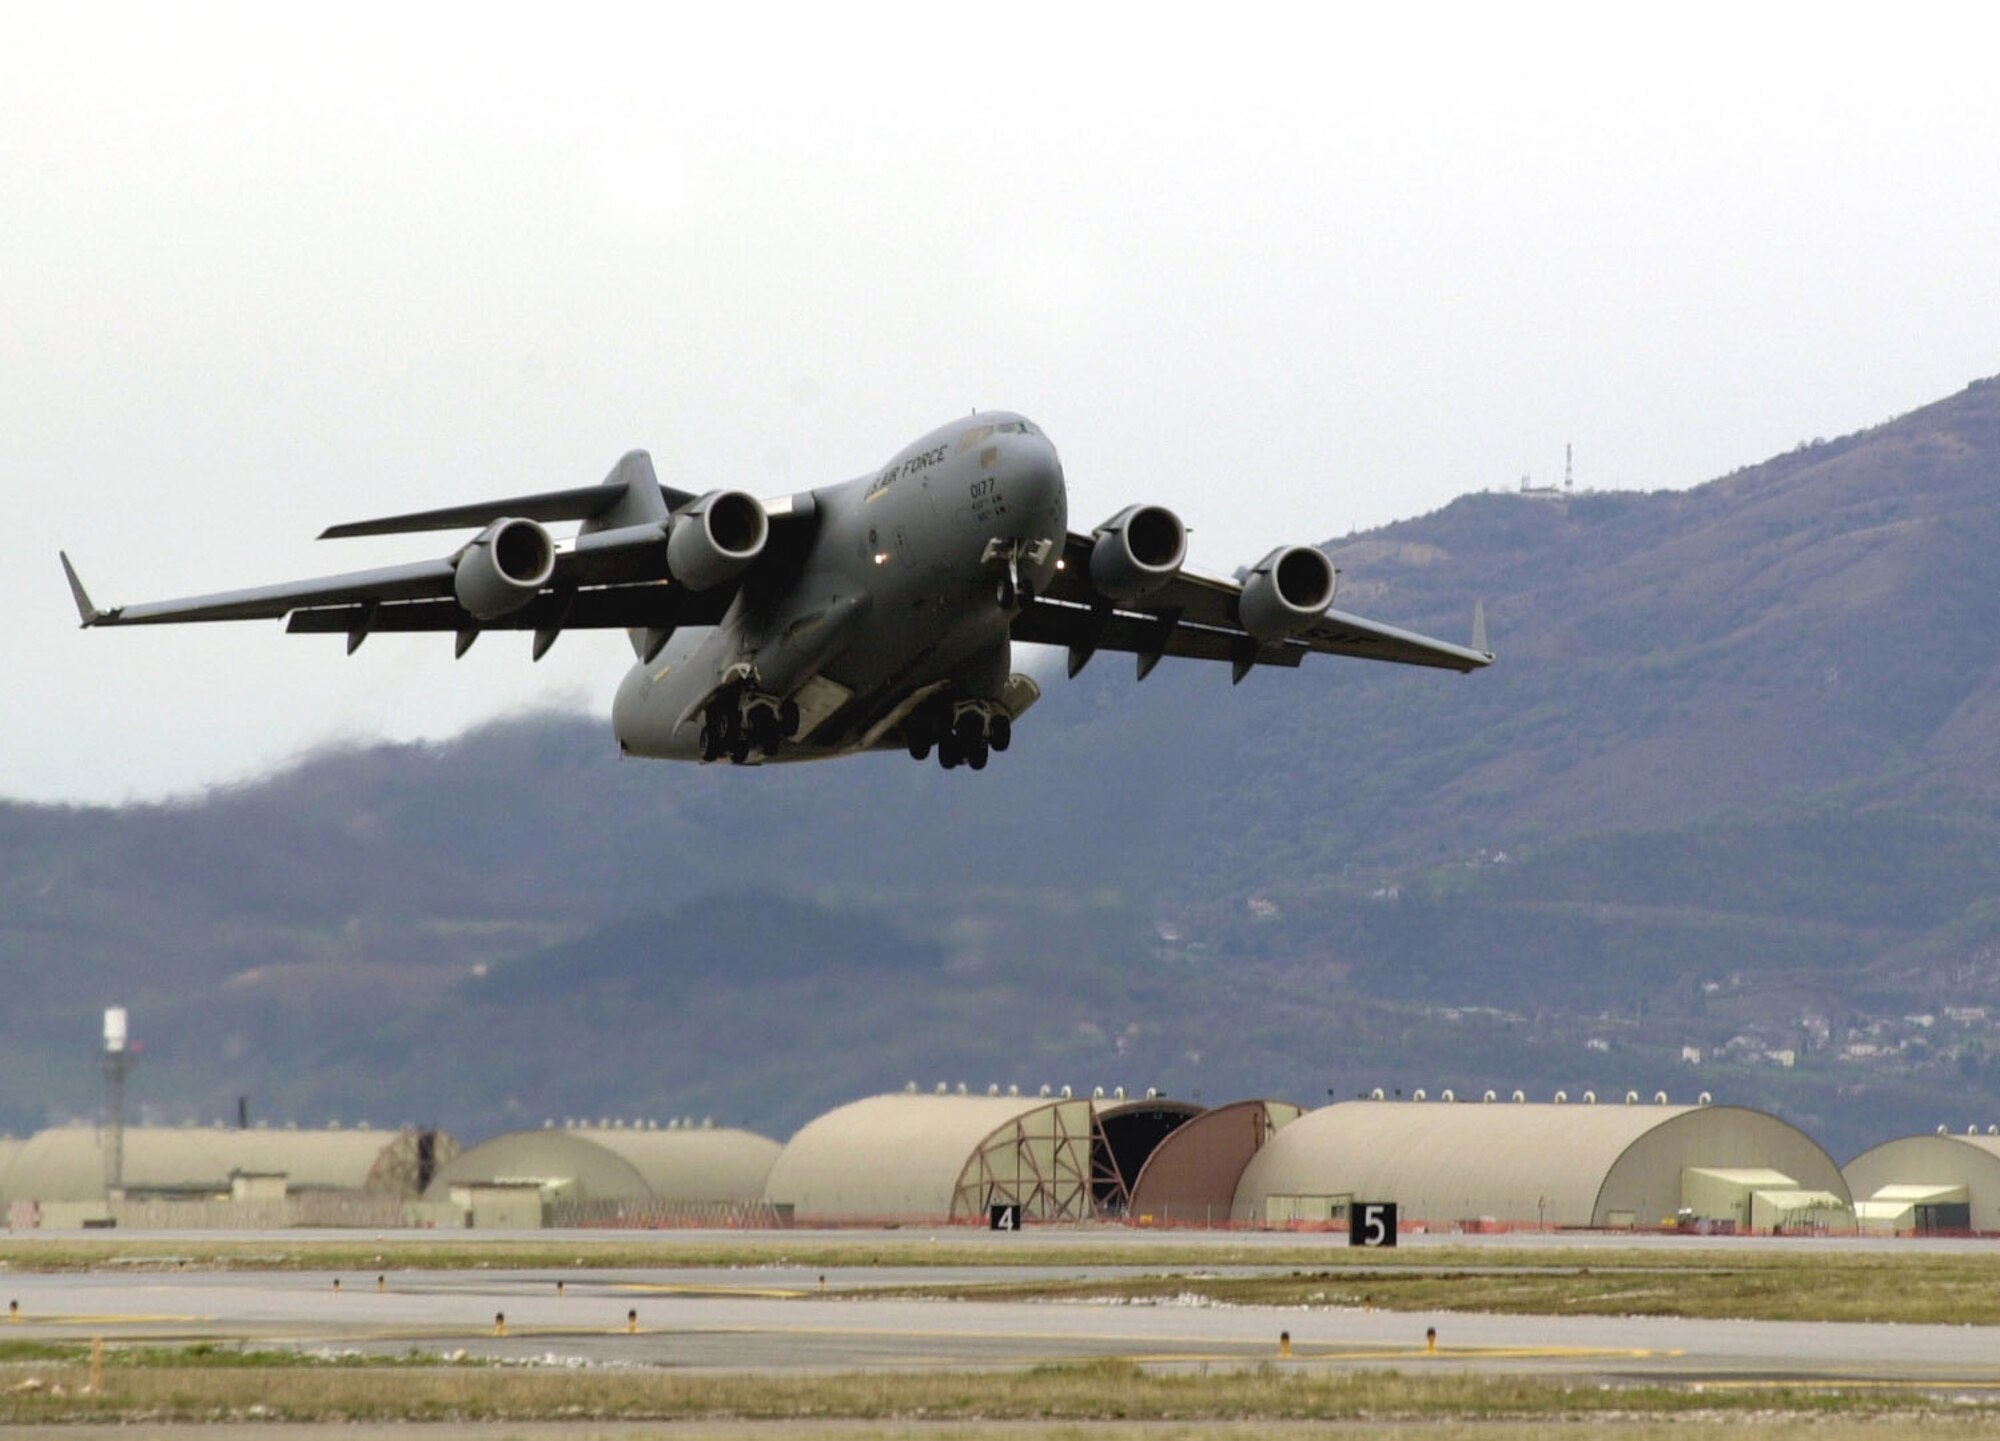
[59,551,105,626]
[1471,600,1489,658]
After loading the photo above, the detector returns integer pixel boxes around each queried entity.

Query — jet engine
[1238,544,1336,640]
[667,489,769,590]
[1088,504,1187,600]
[453,517,556,620]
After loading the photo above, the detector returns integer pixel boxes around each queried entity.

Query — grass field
[0,1347,1990,1428]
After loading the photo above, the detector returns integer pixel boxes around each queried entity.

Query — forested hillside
[9,376,2000,1157]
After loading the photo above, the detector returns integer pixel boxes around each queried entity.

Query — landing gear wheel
[779,699,801,738]
[907,731,932,761]
[967,740,989,771]
[938,737,963,770]
[729,730,752,765]
[699,723,722,762]
[988,713,1012,752]
[750,709,782,757]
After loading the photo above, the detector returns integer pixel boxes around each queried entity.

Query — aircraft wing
[61,451,811,654]
[1015,530,1492,680]
[61,547,738,632]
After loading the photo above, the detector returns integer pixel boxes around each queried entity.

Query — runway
[6,1261,1999,1392]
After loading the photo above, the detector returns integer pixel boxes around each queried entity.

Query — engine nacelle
[453,516,556,620]
[1088,503,1187,601]
[1238,544,1337,640]
[666,489,769,590]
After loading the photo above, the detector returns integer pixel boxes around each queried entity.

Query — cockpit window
[960,420,1039,450]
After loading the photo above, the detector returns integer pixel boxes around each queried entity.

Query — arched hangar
[1234,1100,1851,1232]
[765,1091,1198,1224]
[1127,1098,1304,1226]
[0,1124,457,1204]
[426,1123,779,1217]
[1844,1129,2000,1233]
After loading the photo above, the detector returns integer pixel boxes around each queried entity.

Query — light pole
[100,1007,135,1202]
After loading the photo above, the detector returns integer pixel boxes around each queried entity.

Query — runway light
[1278,1330,1291,1358]
[495,1311,507,1337]
[874,552,891,565]
[627,1308,638,1334]
[1427,1326,1438,1356]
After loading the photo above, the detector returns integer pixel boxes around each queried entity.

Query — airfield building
[1231,1100,1852,1232]
[1844,1129,2000,1233]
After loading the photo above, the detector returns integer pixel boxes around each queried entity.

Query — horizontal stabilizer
[321,458,697,539]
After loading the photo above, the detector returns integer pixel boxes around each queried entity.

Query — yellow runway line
[614,1283,810,1299]
[1696,1377,2000,1392]
[22,1313,210,1326]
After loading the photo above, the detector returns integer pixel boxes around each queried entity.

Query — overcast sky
[8,3,1999,804]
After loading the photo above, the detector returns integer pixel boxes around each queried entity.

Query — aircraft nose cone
[1008,432,1065,514]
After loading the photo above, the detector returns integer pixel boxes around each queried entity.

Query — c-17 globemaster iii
[62,413,1491,770]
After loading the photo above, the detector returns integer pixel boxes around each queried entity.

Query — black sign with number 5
[1350,1202,1397,1247]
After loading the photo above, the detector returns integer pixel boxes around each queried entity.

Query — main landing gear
[904,701,1012,772]
[699,689,800,764]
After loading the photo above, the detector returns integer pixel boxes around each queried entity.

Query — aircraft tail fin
[571,452,678,660]
[580,450,672,535]
[1472,600,1489,657]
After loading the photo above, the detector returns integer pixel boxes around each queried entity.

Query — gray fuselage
[610,412,1067,763]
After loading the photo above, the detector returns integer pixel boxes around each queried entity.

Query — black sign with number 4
[1349,1202,1397,1247]
[988,1202,1020,1232]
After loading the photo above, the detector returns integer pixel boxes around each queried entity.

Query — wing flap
[80,558,457,625]
[1013,598,1305,668]
[284,583,738,636]
[1298,609,1494,671]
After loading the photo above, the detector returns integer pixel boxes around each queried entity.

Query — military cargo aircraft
[62,413,1491,770]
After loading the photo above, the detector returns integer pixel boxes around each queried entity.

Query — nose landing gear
[982,537,1052,612]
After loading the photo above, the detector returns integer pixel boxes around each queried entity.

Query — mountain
[8,376,2000,1157]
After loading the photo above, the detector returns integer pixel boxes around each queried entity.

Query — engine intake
[1239,544,1336,640]
[1089,503,1187,601]
[454,517,556,620]
[667,489,769,590]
